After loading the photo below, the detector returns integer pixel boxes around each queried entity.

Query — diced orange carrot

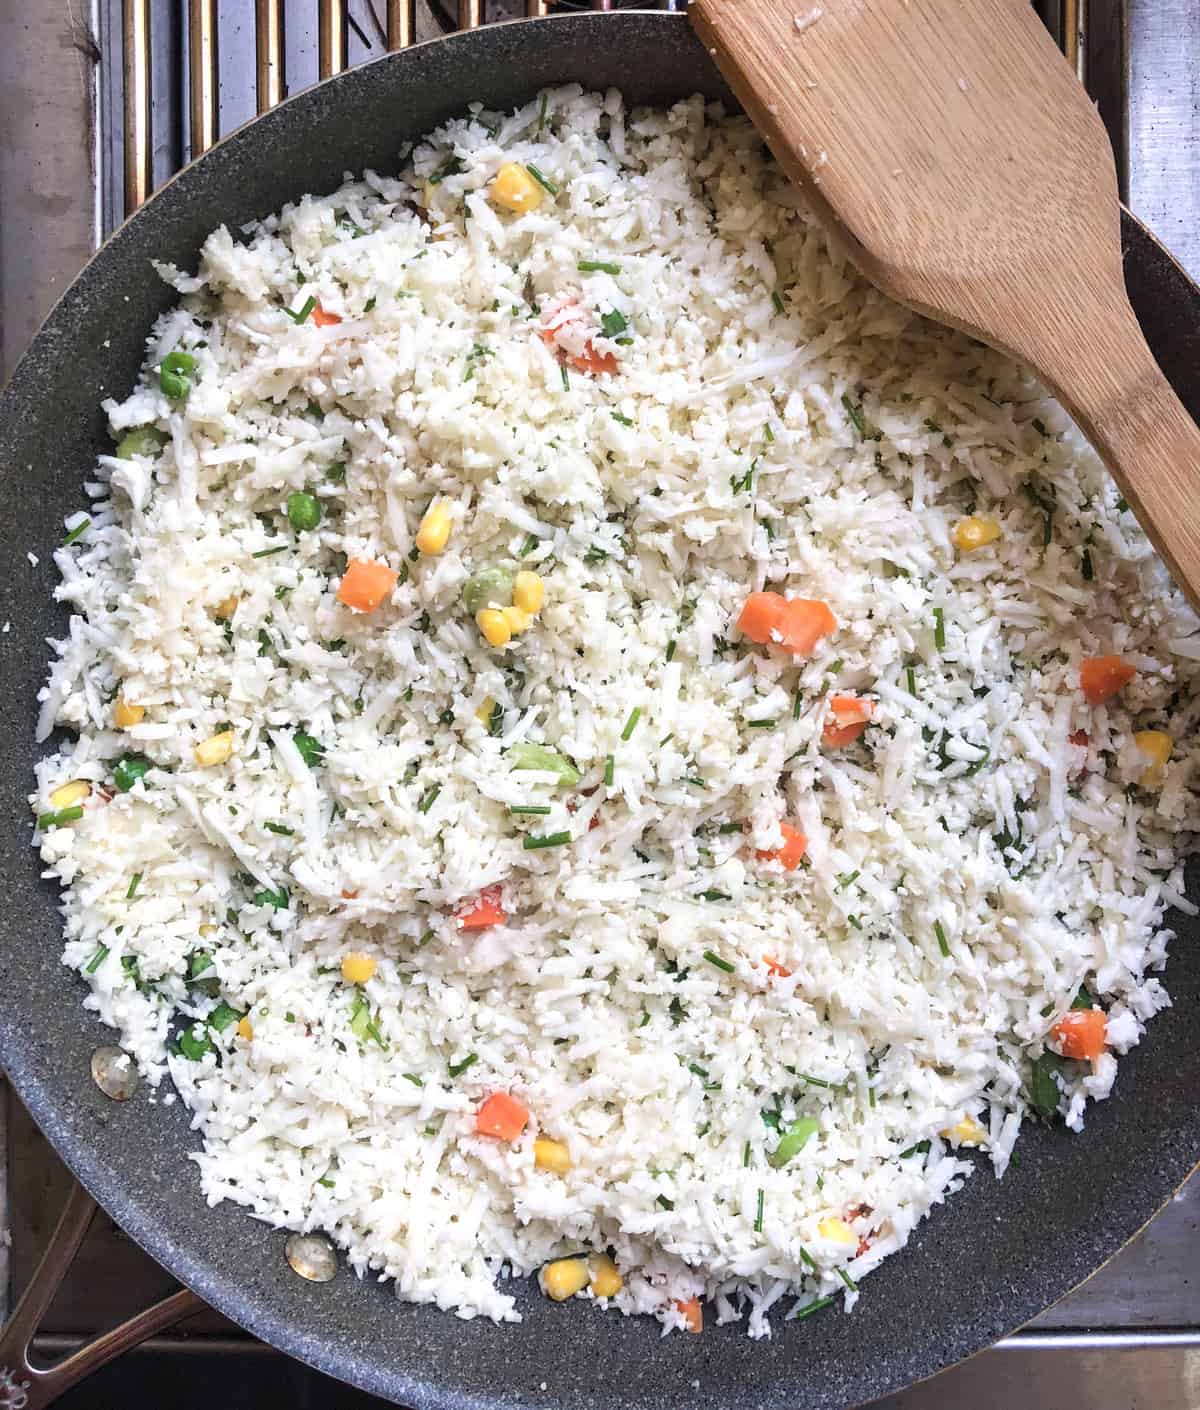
[538,326,617,376]
[1051,1008,1107,1063]
[763,955,793,979]
[341,889,359,900]
[756,822,808,870]
[337,558,398,613]
[823,694,874,747]
[312,302,342,327]
[777,599,837,655]
[1079,655,1135,704]
[457,884,505,931]
[475,1091,529,1142]
[736,592,836,657]
[675,1297,703,1333]
[737,592,790,643]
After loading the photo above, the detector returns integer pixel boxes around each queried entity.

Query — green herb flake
[934,920,950,957]
[754,1188,765,1232]
[933,606,946,651]
[509,803,552,815]
[600,308,628,339]
[448,1053,478,1077]
[86,944,109,974]
[1081,547,1094,581]
[418,785,441,815]
[841,394,868,441]
[126,873,142,899]
[604,753,615,786]
[524,162,558,195]
[611,411,634,427]
[769,1116,820,1168]
[621,706,642,741]
[771,290,786,315]
[578,259,621,274]
[208,1000,241,1033]
[285,295,317,325]
[523,831,572,850]
[703,950,735,973]
[38,805,84,830]
[62,516,91,547]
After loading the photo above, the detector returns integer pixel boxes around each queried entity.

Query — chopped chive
[418,785,441,814]
[847,914,862,930]
[604,753,614,786]
[518,533,539,557]
[264,821,294,836]
[795,1072,834,1089]
[403,1072,424,1087]
[38,806,84,829]
[685,776,706,788]
[754,1188,765,1232]
[537,91,548,133]
[611,411,634,427]
[703,950,734,973]
[746,718,776,730]
[524,162,558,195]
[699,889,730,902]
[770,1116,820,1168]
[523,831,572,850]
[934,920,950,957]
[717,822,744,835]
[251,543,289,559]
[798,1246,818,1272]
[316,1175,335,1188]
[285,295,317,325]
[906,665,916,694]
[934,607,946,651]
[62,516,90,547]
[509,804,552,815]
[1116,497,1129,513]
[1081,547,1094,581]
[621,707,642,741]
[764,422,775,443]
[790,1294,836,1322]
[656,1195,675,1211]
[868,1085,876,1109]
[841,394,867,440]
[792,691,803,720]
[771,290,786,315]
[126,873,142,899]
[837,1267,858,1293]
[419,929,436,947]
[448,1053,478,1077]
[836,870,860,891]
[578,259,621,274]
[1032,417,1049,436]
[560,363,570,391]
[86,945,109,974]
[665,639,677,663]
[742,1139,751,1168]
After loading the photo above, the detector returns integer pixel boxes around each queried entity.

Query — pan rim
[2,13,1199,1410]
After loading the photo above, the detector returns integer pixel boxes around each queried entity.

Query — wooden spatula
[690,0,1200,608]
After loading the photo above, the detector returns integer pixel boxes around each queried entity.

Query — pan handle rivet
[90,1045,139,1101]
[285,1232,338,1283]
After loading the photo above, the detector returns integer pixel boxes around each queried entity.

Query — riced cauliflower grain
[33,88,1200,1335]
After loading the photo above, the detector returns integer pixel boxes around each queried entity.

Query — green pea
[769,1116,820,1168]
[113,754,152,792]
[159,350,195,401]
[506,741,581,788]
[461,567,514,615]
[115,426,168,459]
[287,491,322,533]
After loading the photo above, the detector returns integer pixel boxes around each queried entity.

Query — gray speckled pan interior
[1,13,1199,1409]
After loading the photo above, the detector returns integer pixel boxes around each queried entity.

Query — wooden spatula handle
[1033,290,1200,602]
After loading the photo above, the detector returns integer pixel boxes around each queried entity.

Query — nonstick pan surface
[2,13,1199,1409]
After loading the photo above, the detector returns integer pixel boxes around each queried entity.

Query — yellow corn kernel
[1134,729,1172,786]
[477,608,512,648]
[501,605,533,636]
[415,499,453,556]
[49,779,91,810]
[589,1254,623,1299]
[476,697,496,726]
[817,1217,857,1246]
[236,1016,253,1041]
[941,1115,987,1147]
[114,692,144,729]
[490,162,543,214]
[194,730,235,767]
[214,593,239,620]
[341,952,377,984]
[541,1257,589,1302]
[513,570,545,615]
[534,1137,572,1174]
[953,516,1002,552]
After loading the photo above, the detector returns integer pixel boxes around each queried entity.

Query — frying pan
[1,12,1199,1410]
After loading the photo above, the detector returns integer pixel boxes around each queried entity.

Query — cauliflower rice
[32,87,1200,1336]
